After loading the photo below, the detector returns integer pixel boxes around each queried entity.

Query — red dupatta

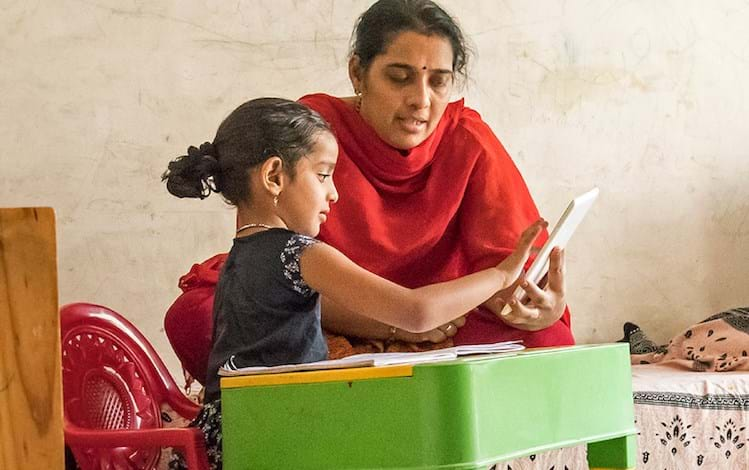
[300,93,573,347]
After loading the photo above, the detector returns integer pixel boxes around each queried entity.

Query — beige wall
[2,0,748,380]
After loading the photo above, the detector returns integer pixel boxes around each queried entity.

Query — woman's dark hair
[162,98,331,206]
[350,0,470,81]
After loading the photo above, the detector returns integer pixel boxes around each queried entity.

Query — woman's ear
[348,54,364,94]
[259,156,286,197]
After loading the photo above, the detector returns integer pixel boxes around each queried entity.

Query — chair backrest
[60,302,190,468]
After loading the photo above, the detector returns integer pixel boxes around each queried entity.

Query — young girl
[163,97,545,469]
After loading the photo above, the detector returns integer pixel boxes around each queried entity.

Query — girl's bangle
[387,325,398,344]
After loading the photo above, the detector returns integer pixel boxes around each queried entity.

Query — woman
[164,0,572,384]
[299,0,573,348]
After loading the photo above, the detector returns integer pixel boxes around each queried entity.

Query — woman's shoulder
[298,92,334,106]
[298,93,350,117]
[446,101,508,158]
[448,101,493,137]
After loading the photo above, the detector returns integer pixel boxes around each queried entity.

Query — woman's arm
[302,220,544,333]
[454,112,571,333]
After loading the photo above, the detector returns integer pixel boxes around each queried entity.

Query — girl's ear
[348,54,365,93]
[260,156,286,197]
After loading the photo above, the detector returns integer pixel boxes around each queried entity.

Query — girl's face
[353,31,455,150]
[279,132,339,237]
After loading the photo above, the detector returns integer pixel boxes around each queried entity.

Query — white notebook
[218,340,524,376]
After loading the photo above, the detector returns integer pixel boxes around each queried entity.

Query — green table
[221,344,637,469]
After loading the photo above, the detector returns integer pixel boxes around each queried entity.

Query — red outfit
[299,93,574,347]
[164,253,225,385]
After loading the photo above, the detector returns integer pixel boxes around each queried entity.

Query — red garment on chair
[299,93,574,347]
[165,253,227,385]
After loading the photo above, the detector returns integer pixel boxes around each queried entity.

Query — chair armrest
[65,423,209,469]
[164,388,202,420]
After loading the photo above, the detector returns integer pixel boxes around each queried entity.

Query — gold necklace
[236,223,275,235]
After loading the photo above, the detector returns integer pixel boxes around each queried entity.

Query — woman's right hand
[397,315,466,343]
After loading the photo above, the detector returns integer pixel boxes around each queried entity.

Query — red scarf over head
[300,93,573,347]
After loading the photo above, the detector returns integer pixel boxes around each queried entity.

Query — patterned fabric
[621,321,668,355]
[158,402,196,470]
[491,445,587,469]
[632,364,749,468]
[280,234,318,296]
[169,400,223,470]
[633,407,749,468]
[623,307,749,371]
[703,307,749,334]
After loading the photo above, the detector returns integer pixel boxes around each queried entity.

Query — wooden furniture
[0,207,64,469]
[220,343,637,469]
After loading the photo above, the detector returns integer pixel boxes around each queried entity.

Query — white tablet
[500,187,599,316]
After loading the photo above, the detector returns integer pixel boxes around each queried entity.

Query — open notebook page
[219,340,524,376]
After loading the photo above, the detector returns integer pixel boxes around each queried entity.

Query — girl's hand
[495,219,547,288]
[494,247,567,331]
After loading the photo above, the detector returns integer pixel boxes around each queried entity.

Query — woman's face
[353,31,455,150]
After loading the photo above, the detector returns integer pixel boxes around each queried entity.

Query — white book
[218,340,524,376]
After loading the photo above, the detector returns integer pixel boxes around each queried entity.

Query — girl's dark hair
[350,0,470,81]
[162,98,331,206]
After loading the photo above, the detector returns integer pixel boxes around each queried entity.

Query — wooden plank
[0,208,63,470]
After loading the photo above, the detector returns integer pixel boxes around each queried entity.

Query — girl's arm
[320,297,398,340]
[320,295,464,343]
[301,220,545,333]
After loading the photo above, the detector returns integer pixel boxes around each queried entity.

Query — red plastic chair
[61,302,209,470]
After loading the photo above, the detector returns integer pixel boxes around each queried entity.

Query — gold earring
[355,90,362,113]
[273,194,279,207]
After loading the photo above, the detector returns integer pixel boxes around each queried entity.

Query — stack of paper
[219,340,524,376]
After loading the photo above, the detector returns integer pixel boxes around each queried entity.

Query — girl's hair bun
[162,141,221,199]
[164,97,331,206]
[187,142,216,159]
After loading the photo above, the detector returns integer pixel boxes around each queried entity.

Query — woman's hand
[321,297,465,345]
[397,315,466,343]
[484,247,567,331]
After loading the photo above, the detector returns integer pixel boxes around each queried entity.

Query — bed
[495,364,749,470]
[631,364,749,469]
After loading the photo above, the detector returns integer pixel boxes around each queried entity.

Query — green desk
[221,344,636,469]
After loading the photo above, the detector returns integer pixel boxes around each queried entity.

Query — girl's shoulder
[234,228,318,252]
[279,232,319,260]
[229,229,321,297]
